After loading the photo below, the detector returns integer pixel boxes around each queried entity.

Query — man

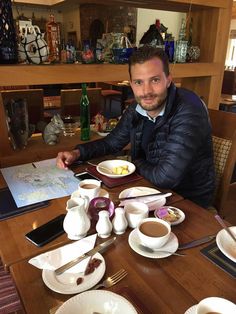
[57,46,215,208]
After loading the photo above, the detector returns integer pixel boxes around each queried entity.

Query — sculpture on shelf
[186,45,200,62]
[42,114,64,145]
[5,98,30,150]
[18,24,49,64]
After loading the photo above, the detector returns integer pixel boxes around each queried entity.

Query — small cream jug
[63,197,91,240]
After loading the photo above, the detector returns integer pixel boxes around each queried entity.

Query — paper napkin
[29,233,97,273]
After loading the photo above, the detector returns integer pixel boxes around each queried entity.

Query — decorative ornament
[187,45,200,62]
[18,25,49,64]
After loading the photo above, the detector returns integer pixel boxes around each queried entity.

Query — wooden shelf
[14,0,230,11]
[0,62,220,86]
[0,0,233,165]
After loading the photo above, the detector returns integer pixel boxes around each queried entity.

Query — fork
[92,269,127,289]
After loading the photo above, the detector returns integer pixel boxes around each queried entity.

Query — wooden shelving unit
[0,0,233,165]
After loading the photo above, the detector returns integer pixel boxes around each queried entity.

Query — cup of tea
[78,179,101,201]
[124,202,149,228]
[196,297,236,314]
[137,217,171,249]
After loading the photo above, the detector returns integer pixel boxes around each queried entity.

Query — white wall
[136,8,186,46]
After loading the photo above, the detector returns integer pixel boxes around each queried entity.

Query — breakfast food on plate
[112,165,129,175]
[156,207,181,223]
[76,257,102,285]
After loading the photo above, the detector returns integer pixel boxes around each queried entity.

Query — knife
[178,234,216,250]
[119,192,172,201]
[54,236,116,276]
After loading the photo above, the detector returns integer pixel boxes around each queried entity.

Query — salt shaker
[112,207,128,235]
[96,210,112,238]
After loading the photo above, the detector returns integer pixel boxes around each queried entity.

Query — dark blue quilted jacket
[77,83,215,207]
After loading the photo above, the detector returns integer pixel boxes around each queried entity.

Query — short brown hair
[128,46,170,78]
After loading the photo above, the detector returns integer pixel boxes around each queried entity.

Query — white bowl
[216,226,236,262]
[96,159,136,178]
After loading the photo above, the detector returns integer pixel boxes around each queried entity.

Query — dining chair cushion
[212,135,232,195]
[0,259,23,313]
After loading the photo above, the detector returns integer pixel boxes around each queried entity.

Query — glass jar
[174,40,188,63]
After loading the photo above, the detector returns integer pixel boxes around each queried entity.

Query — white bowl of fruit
[96,159,136,178]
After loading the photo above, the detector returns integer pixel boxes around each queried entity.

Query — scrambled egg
[112,165,129,175]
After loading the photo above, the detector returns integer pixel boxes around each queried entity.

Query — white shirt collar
[135,103,166,123]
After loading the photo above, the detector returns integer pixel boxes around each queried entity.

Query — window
[225,30,236,69]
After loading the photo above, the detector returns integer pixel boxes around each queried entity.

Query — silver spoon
[87,161,113,174]
[138,244,186,257]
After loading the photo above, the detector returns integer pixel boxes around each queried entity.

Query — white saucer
[99,188,109,198]
[71,188,109,200]
[128,228,178,258]
[154,206,185,226]
[184,305,197,314]
[97,131,110,137]
[216,226,236,263]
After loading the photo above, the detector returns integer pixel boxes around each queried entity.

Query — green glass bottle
[80,83,90,141]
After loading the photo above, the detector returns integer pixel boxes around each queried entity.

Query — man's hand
[56,149,80,169]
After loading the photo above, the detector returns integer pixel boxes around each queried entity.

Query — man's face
[130,57,172,117]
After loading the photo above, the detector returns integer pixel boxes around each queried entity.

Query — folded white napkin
[29,233,97,273]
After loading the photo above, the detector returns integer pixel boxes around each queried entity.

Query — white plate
[56,290,138,314]
[184,305,197,314]
[91,125,110,137]
[42,252,105,294]
[97,160,136,178]
[216,226,236,263]
[119,186,166,211]
[97,131,110,137]
[128,228,178,258]
[154,206,185,226]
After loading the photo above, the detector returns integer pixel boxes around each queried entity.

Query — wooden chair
[96,82,122,112]
[60,88,102,120]
[1,89,44,128]
[208,109,236,216]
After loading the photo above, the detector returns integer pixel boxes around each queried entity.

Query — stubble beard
[135,93,167,112]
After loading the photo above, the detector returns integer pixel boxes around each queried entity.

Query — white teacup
[78,179,101,202]
[124,202,149,228]
[196,297,236,314]
[137,217,171,250]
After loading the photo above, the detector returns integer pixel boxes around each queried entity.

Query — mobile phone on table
[74,171,101,182]
[25,214,66,247]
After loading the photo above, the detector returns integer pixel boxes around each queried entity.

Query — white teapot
[63,197,91,240]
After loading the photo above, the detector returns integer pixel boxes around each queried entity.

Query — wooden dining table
[9,198,236,314]
[1,162,235,314]
[0,162,182,270]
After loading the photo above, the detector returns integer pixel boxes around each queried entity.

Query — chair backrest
[208,109,236,214]
[1,89,44,126]
[60,88,102,119]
